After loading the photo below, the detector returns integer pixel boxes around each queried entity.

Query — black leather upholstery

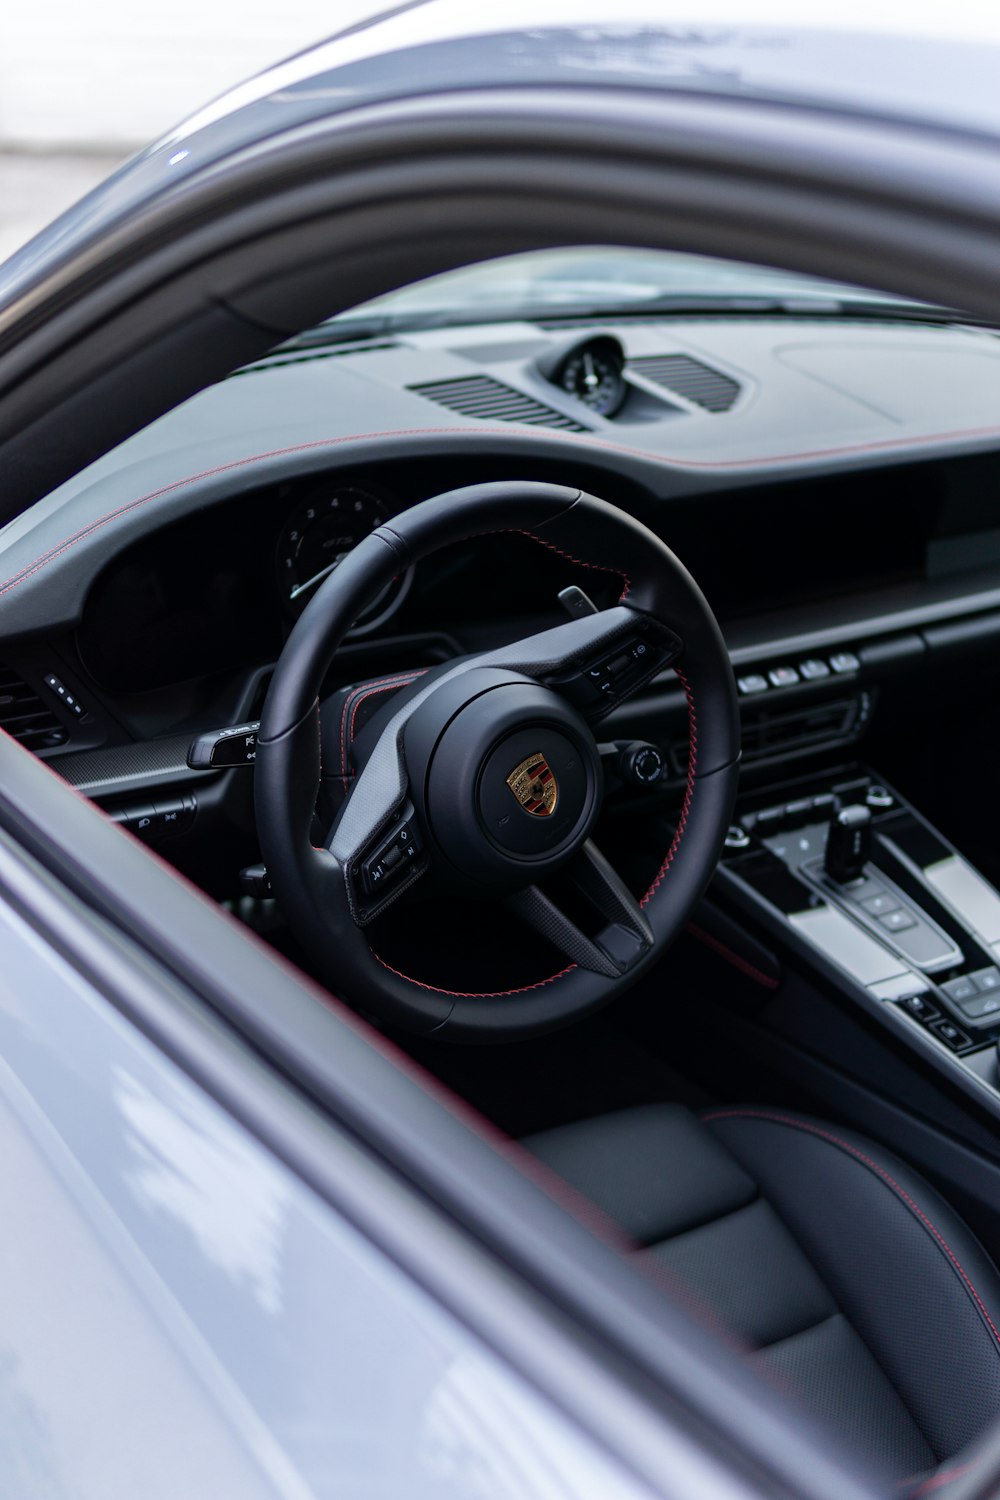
[526,1104,1000,1486]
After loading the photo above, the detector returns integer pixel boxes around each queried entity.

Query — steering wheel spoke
[508,840,654,978]
[488,607,682,723]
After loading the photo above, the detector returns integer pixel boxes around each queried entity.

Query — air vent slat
[408,376,587,431]
[0,663,67,750]
[628,355,740,413]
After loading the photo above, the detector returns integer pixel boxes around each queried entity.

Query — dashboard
[5,309,1000,896]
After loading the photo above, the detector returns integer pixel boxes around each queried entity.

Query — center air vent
[408,376,587,431]
[0,665,67,750]
[629,355,741,412]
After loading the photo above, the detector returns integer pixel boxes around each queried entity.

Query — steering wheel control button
[737,674,769,695]
[362,817,423,896]
[830,651,861,674]
[559,625,680,713]
[768,666,800,688]
[799,659,831,680]
[188,721,261,769]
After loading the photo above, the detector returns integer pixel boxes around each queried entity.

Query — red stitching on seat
[684,922,780,989]
[641,668,696,907]
[907,1459,976,1496]
[338,671,424,790]
[701,1109,1000,1354]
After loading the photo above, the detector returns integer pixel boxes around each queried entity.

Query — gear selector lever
[824,803,873,884]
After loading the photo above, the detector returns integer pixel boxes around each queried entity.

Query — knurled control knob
[617,741,666,789]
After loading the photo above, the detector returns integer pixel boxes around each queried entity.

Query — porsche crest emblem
[506,752,558,817]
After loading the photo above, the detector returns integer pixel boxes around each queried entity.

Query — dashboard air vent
[0,665,67,750]
[408,376,587,431]
[629,355,741,412]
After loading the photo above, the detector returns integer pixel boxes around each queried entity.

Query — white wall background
[0,1,380,149]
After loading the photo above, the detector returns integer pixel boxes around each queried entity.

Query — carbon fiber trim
[53,735,212,797]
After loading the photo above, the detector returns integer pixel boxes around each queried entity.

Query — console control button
[898,993,940,1022]
[44,672,87,719]
[863,892,900,917]
[811,793,837,814]
[737,673,769,695]
[928,1018,971,1050]
[956,992,1000,1021]
[943,975,978,1004]
[972,967,1000,993]
[865,785,895,810]
[768,666,800,687]
[799,659,831,680]
[830,652,861,674]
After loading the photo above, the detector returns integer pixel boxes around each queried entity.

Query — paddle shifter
[824,803,873,885]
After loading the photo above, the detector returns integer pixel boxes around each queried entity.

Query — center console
[716,766,1000,1114]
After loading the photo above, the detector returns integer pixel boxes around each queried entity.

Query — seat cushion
[525,1103,1000,1484]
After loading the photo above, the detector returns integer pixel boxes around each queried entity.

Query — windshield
[319,246,933,336]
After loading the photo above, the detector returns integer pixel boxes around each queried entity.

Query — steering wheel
[255,481,740,1040]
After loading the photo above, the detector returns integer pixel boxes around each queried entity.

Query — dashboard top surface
[3,313,1000,644]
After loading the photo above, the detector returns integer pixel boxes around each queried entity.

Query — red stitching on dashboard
[339,671,424,791]
[373,671,697,998]
[702,1110,1000,1354]
[15,408,1000,602]
[640,668,696,907]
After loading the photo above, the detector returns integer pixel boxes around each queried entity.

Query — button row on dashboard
[737,652,860,696]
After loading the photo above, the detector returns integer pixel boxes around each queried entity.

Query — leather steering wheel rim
[255,481,741,1040]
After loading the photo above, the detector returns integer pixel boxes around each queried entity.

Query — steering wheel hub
[406,669,602,888]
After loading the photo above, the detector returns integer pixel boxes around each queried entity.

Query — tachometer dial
[554,337,626,414]
[276,485,410,629]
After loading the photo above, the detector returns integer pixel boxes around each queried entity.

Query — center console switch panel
[721,770,1000,1063]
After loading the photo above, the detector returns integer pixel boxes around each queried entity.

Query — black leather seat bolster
[705,1110,1000,1467]
[526,1103,1000,1484]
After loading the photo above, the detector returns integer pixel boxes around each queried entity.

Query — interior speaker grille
[629,354,741,412]
[408,376,587,431]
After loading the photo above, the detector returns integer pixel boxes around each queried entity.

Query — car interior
[9,243,1000,1491]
